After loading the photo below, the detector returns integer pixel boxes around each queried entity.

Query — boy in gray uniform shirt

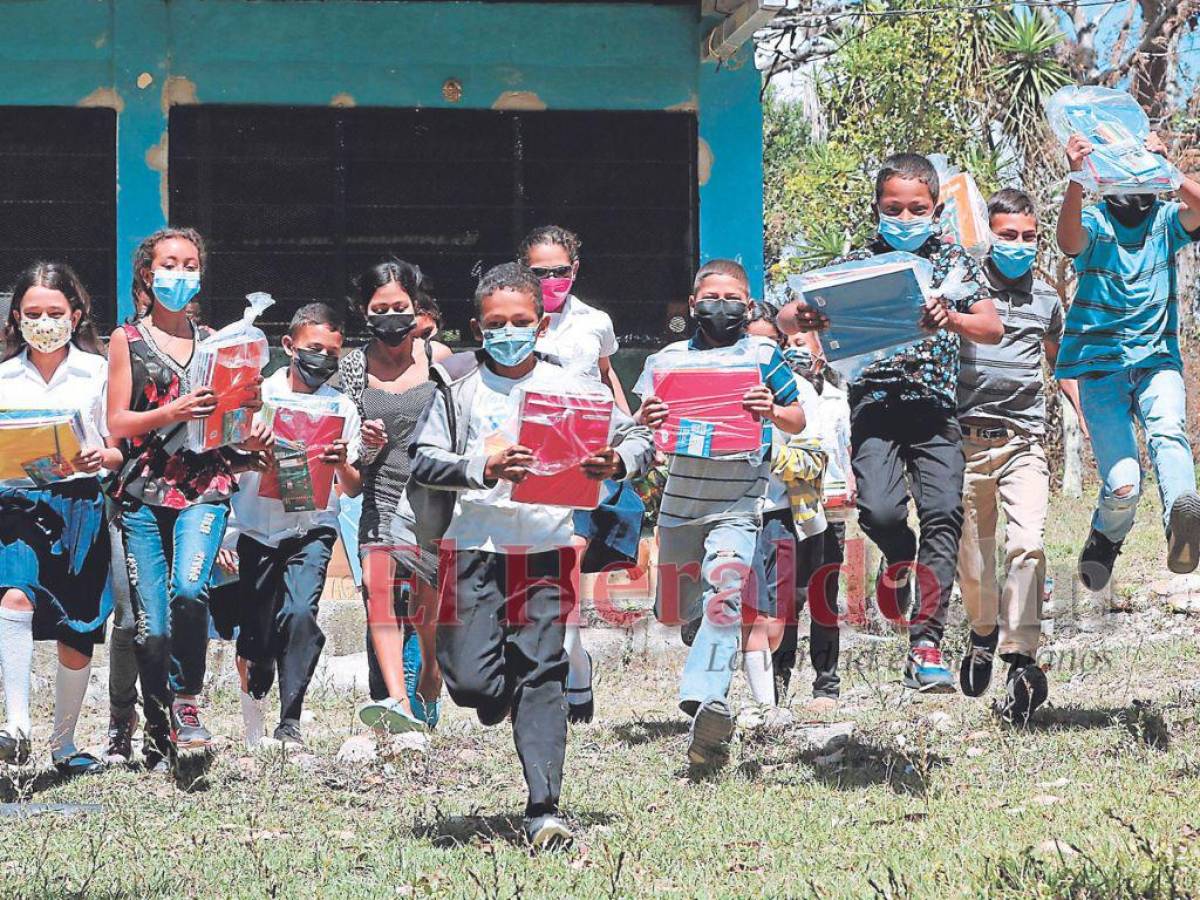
[957,189,1084,724]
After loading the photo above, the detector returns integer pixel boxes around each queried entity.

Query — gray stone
[801,721,854,755]
[335,733,377,764]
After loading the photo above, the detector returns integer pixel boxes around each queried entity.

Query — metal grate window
[168,106,697,344]
[0,107,118,328]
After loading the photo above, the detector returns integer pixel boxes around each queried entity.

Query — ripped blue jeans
[1079,364,1196,542]
[119,501,228,725]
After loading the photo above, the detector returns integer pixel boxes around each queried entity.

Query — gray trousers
[107,502,140,718]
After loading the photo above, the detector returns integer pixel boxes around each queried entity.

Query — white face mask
[19,313,73,354]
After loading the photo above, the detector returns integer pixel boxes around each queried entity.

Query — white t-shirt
[443,361,574,554]
[232,367,362,548]
[536,295,618,385]
[0,345,109,485]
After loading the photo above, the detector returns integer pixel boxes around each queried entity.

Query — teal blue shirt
[1056,200,1196,379]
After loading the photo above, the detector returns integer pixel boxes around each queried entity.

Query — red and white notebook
[187,337,268,451]
[650,368,761,457]
[258,394,346,512]
[511,390,614,510]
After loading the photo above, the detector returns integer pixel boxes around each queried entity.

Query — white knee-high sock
[51,660,92,758]
[564,624,591,692]
[0,607,34,734]
[742,649,776,706]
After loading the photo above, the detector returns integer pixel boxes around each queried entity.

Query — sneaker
[104,710,138,764]
[999,658,1048,726]
[567,651,594,725]
[903,640,955,693]
[0,725,31,765]
[272,720,304,748]
[1079,529,1123,591]
[680,617,701,648]
[172,702,213,749]
[358,697,425,734]
[959,631,998,697]
[143,721,174,771]
[1167,491,1200,575]
[524,813,573,851]
[686,699,735,766]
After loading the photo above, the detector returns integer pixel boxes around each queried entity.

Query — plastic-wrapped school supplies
[0,408,86,484]
[930,157,990,258]
[509,390,615,510]
[258,392,346,512]
[787,252,935,381]
[185,292,273,452]
[1046,86,1183,195]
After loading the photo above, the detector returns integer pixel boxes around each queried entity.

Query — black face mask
[293,348,339,389]
[368,312,417,346]
[1105,193,1156,228]
[693,299,748,345]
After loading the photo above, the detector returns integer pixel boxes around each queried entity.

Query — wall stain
[144,133,170,220]
[697,137,714,186]
[78,86,124,114]
[666,94,698,112]
[161,75,198,115]
[330,92,356,108]
[491,91,546,111]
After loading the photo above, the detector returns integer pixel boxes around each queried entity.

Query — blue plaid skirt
[0,477,112,646]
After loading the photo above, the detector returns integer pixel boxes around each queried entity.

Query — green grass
[3,486,1200,897]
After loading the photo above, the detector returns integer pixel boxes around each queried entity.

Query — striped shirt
[957,264,1063,436]
[634,334,799,528]
[1056,200,1195,379]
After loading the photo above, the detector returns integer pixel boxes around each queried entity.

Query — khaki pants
[956,433,1049,658]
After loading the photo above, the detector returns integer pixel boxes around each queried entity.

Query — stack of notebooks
[0,407,86,484]
[258,393,346,513]
[1067,107,1178,193]
[789,257,928,358]
[186,335,268,452]
[511,390,614,510]
[939,171,990,258]
[650,368,762,458]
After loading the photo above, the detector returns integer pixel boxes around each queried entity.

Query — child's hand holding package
[581,446,625,481]
[238,418,275,454]
[171,387,218,422]
[1065,133,1094,172]
[920,295,953,332]
[741,384,775,419]
[485,443,534,484]
[776,300,829,335]
[636,395,669,429]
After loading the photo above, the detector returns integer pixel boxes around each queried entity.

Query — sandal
[0,725,31,766]
[567,652,594,724]
[53,750,104,777]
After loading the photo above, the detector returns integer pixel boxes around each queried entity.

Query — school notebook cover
[650,368,762,457]
[787,258,929,363]
[258,394,345,512]
[511,390,614,510]
[186,338,267,452]
[0,407,86,484]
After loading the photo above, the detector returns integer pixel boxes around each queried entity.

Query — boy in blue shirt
[635,259,805,766]
[1056,132,1200,590]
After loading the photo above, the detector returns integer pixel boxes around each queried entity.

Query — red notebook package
[258,394,346,512]
[650,368,761,457]
[511,390,614,510]
[187,338,268,452]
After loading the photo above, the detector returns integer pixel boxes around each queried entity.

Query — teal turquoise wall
[0,0,764,319]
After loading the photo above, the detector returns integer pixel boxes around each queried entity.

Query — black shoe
[273,720,304,748]
[1079,529,1122,591]
[999,657,1048,726]
[567,652,594,724]
[0,726,31,765]
[143,721,174,772]
[681,617,701,647]
[1168,491,1200,575]
[172,702,213,750]
[959,631,998,697]
[524,813,573,851]
[104,709,138,764]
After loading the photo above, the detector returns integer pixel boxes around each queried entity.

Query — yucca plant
[986,8,1073,137]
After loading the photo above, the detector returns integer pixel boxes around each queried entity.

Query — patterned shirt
[834,237,992,412]
[958,262,1063,437]
[1055,200,1195,379]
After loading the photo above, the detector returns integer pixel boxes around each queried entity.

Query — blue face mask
[482,324,538,368]
[878,213,936,253]
[990,240,1036,280]
[152,269,201,312]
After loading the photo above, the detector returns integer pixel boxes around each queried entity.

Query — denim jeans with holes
[1079,364,1196,542]
[119,501,228,726]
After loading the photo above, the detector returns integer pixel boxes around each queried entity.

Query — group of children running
[0,133,1197,850]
